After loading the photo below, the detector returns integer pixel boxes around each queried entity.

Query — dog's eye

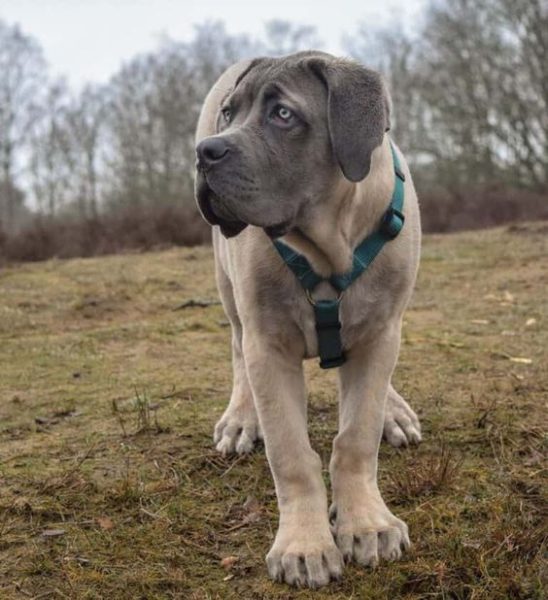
[221,107,231,123]
[277,106,292,120]
[271,105,293,123]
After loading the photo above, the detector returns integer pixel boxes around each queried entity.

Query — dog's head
[195,51,391,238]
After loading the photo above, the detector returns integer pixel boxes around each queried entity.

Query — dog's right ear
[308,58,390,182]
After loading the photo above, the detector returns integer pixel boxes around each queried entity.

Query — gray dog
[194,51,421,588]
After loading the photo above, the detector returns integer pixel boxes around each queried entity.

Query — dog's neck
[281,137,394,278]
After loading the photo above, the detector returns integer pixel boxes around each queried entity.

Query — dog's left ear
[309,58,391,182]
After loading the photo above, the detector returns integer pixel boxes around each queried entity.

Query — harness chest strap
[273,141,406,369]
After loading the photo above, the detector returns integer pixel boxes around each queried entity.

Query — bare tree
[106,50,190,209]
[345,23,421,158]
[490,0,548,188]
[29,81,73,217]
[417,0,547,190]
[64,85,106,219]
[262,20,322,55]
[105,22,257,210]
[349,0,547,192]
[0,21,47,228]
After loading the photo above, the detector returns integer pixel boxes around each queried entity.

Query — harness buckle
[380,207,405,240]
[308,296,346,369]
[305,288,343,306]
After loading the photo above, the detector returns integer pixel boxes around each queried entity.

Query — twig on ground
[173,298,221,310]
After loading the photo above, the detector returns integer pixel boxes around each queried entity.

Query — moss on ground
[0,225,546,599]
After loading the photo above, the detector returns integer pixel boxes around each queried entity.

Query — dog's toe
[334,517,409,568]
[384,392,422,448]
[235,429,256,454]
[214,417,260,456]
[267,542,343,588]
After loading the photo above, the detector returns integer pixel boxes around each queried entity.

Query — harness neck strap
[273,141,406,369]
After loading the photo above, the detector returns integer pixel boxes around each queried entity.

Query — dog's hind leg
[383,384,422,447]
[213,261,262,456]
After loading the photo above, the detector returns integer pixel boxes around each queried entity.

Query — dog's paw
[266,532,343,588]
[330,503,410,567]
[213,405,262,456]
[383,390,422,447]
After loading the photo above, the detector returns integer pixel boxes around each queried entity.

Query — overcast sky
[0,0,426,88]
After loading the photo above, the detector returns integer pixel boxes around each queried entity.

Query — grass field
[1,224,546,599]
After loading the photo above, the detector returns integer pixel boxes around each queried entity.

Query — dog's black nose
[196,137,230,167]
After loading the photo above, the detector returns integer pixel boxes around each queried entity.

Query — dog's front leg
[244,333,343,588]
[330,320,410,566]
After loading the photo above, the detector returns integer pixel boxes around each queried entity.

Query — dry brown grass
[387,444,462,503]
[0,223,547,599]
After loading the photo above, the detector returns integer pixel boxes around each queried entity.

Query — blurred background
[0,0,546,262]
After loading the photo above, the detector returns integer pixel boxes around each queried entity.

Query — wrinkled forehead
[228,58,327,111]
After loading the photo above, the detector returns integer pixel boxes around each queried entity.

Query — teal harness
[273,142,406,369]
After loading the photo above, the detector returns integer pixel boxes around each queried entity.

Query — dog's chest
[291,270,400,359]
[225,228,413,359]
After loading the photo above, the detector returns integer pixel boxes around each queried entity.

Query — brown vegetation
[1,224,546,598]
[0,205,209,263]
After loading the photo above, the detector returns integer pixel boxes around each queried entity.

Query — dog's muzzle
[195,173,248,238]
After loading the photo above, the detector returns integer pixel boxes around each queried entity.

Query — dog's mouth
[196,173,293,240]
[196,175,248,238]
[264,220,292,239]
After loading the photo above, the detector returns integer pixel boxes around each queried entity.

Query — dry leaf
[96,516,114,530]
[221,555,239,570]
[42,529,66,537]
[525,318,537,327]
[223,574,235,581]
[509,357,532,364]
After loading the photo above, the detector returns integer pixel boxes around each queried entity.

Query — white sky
[0,0,426,88]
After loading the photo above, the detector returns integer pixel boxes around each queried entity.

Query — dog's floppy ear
[308,58,390,182]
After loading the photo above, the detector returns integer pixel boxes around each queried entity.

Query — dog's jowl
[194,51,422,588]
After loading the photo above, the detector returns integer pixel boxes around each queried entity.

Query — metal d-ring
[305,288,344,306]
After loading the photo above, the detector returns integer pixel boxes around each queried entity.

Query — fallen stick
[173,298,221,310]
